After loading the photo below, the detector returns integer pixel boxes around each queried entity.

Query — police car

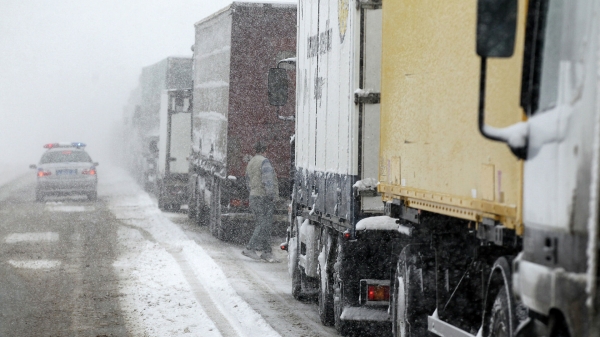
[30,143,98,202]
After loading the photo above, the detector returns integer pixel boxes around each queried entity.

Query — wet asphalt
[0,175,127,337]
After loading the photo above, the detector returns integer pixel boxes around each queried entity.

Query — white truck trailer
[278,0,396,334]
[157,88,192,210]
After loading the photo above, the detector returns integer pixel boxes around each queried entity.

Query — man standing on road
[242,141,279,263]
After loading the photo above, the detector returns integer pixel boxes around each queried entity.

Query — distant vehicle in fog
[30,143,99,202]
[156,88,192,211]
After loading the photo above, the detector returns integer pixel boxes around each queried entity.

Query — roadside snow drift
[103,166,281,337]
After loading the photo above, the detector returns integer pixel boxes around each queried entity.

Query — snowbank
[102,166,282,337]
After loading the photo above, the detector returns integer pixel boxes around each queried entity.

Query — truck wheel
[488,285,510,337]
[333,277,351,336]
[188,198,197,218]
[188,177,197,219]
[318,232,334,326]
[483,257,525,337]
[210,179,223,239]
[292,264,304,300]
[392,245,434,337]
[158,193,166,210]
[318,267,334,325]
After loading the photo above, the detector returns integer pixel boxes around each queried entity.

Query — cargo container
[157,89,192,210]
[275,0,396,334]
[376,1,529,336]
[127,57,193,190]
[188,2,297,241]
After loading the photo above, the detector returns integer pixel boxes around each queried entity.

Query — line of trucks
[122,1,600,336]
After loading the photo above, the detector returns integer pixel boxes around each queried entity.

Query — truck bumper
[513,257,590,337]
[340,306,390,322]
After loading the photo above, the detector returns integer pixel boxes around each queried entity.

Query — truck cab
[477,0,600,336]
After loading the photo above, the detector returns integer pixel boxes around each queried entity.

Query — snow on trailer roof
[194,1,296,26]
[355,216,412,235]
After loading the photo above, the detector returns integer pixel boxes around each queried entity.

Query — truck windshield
[40,151,92,164]
[537,0,563,113]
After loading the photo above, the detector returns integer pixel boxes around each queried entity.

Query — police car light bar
[43,142,86,149]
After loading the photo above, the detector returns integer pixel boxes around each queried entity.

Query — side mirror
[475,0,527,159]
[476,0,518,58]
[29,164,37,169]
[93,162,99,166]
[268,68,288,106]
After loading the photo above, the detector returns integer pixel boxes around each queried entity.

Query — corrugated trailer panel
[295,0,361,222]
[378,0,527,230]
[227,3,296,179]
[193,8,233,168]
[295,0,382,222]
[296,0,358,176]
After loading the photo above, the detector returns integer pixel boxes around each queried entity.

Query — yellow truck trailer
[378,1,530,336]
[379,0,526,233]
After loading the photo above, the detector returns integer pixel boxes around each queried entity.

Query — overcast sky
[0,0,294,167]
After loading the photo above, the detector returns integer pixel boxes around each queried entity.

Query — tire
[392,246,435,337]
[333,276,351,336]
[333,239,351,336]
[188,199,197,218]
[484,257,526,337]
[318,232,334,326]
[488,285,510,337]
[209,178,221,238]
[292,264,304,300]
[188,177,197,219]
[157,183,167,210]
[87,191,97,202]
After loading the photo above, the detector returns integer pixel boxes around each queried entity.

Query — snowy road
[0,166,338,337]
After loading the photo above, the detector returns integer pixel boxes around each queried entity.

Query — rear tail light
[82,169,96,175]
[37,170,51,177]
[230,199,248,207]
[367,285,390,302]
[280,242,288,251]
[343,230,355,240]
[360,280,391,305]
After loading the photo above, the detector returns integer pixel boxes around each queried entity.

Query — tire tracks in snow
[168,249,240,337]
[182,227,338,337]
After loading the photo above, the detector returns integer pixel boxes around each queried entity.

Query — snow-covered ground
[101,166,336,337]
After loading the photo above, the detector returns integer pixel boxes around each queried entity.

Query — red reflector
[367,285,390,302]
[62,151,72,154]
[280,243,288,251]
[343,231,352,240]
[230,199,248,207]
